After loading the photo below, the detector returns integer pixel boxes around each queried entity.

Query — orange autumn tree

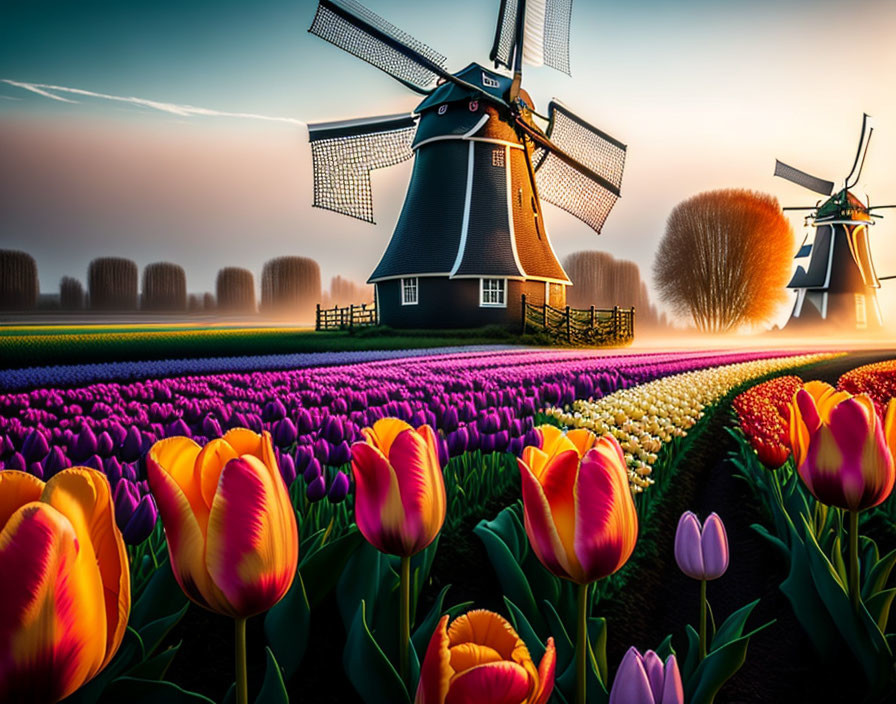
[653,189,793,332]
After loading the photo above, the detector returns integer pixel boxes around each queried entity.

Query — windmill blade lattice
[309,0,447,93]
[774,160,834,196]
[308,114,417,223]
[529,101,626,233]
[490,0,574,75]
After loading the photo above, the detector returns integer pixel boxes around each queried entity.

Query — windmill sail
[491,0,573,75]
[309,0,447,93]
[774,160,834,196]
[846,114,873,188]
[308,113,417,223]
[529,101,626,233]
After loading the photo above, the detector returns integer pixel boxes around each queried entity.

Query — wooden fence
[521,295,634,346]
[315,303,377,331]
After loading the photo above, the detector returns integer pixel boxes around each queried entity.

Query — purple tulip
[21,430,50,463]
[96,431,115,457]
[296,409,314,435]
[273,418,298,448]
[609,647,683,704]
[307,475,327,502]
[202,414,223,438]
[105,456,124,484]
[294,446,313,474]
[71,426,98,462]
[313,438,330,465]
[328,440,351,467]
[674,511,729,581]
[262,399,287,422]
[303,457,322,483]
[166,418,191,438]
[122,494,159,545]
[322,416,345,445]
[83,454,104,472]
[42,446,69,478]
[121,426,143,462]
[279,453,297,487]
[114,479,141,528]
[328,471,350,503]
[446,428,468,457]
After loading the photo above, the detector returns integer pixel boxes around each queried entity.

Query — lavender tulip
[674,512,729,581]
[609,648,683,704]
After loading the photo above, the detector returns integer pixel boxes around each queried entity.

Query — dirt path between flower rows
[598,349,896,704]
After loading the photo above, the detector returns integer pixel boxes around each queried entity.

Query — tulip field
[2,346,896,703]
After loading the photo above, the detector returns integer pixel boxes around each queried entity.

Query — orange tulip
[351,418,446,557]
[519,425,638,584]
[415,610,556,704]
[146,428,299,618]
[788,381,895,511]
[0,468,129,703]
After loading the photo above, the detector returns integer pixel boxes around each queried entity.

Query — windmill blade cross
[307,113,418,223]
[774,159,835,196]
[491,0,574,75]
[845,113,873,188]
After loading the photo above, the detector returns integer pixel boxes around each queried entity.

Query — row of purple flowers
[0,348,817,546]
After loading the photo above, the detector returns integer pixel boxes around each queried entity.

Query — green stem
[577,582,589,704]
[235,617,248,704]
[400,555,411,685]
[699,580,707,660]
[849,509,860,612]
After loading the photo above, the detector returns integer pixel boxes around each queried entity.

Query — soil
[161,350,896,703]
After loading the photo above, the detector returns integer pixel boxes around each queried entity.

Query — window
[492,148,505,167]
[480,278,506,307]
[401,277,418,305]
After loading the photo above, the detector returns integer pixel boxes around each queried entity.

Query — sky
[2,0,896,329]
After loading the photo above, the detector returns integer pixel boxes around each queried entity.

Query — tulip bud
[71,426,97,462]
[306,475,327,502]
[42,445,69,478]
[121,426,143,462]
[328,471,350,503]
[303,457,322,484]
[313,438,330,465]
[279,453,297,487]
[96,431,115,457]
[674,511,729,581]
[272,418,298,448]
[121,494,158,545]
[609,647,683,704]
[294,446,313,474]
[328,440,351,467]
[323,416,345,445]
[21,430,50,463]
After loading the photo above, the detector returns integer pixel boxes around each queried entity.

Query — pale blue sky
[2,0,895,327]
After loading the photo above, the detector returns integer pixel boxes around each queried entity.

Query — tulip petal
[643,650,665,702]
[674,512,705,580]
[661,655,684,704]
[566,429,598,458]
[351,442,407,554]
[0,470,45,529]
[530,637,556,704]
[700,513,729,580]
[148,437,205,525]
[449,643,504,671]
[519,458,578,581]
[0,502,89,703]
[195,439,240,510]
[609,647,653,704]
[364,418,413,457]
[147,451,227,612]
[415,615,453,704]
[221,427,264,459]
[445,662,532,704]
[886,399,896,461]
[205,456,298,618]
[447,610,524,662]
[574,439,638,583]
[40,468,129,671]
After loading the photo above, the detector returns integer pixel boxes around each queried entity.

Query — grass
[0,323,531,368]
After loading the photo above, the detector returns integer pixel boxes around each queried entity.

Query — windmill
[305,0,626,328]
[774,114,894,331]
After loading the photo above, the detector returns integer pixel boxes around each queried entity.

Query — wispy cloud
[1,78,305,126]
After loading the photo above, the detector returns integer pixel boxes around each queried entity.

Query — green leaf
[654,634,675,660]
[125,644,181,681]
[343,600,410,704]
[473,520,543,634]
[865,588,896,634]
[863,548,896,601]
[587,616,608,686]
[681,625,701,683]
[541,600,574,671]
[687,627,764,704]
[98,677,215,703]
[129,558,189,631]
[138,603,189,657]
[749,523,789,560]
[411,584,451,658]
[830,535,849,588]
[710,599,759,650]
[300,529,364,607]
[264,572,310,679]
[337,542,388,630]
[255,648,289,704]
[504,597,546,665]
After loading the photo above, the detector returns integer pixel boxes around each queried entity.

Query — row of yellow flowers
[546,352,839,491]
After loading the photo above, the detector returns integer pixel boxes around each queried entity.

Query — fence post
[565,306,571,343]
[613,305,619,339]
[542,302,548,329]
[316,303,321,331]
[630,307,635,339]
[521,294,527,334]
[590,305,595,329]
[349,304,354,329]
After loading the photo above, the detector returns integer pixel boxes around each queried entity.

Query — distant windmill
[774,114,894,331]
[305,0,626,328]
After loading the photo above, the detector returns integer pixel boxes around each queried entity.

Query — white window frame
[400,277,418,306]
[480,278,507,308]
